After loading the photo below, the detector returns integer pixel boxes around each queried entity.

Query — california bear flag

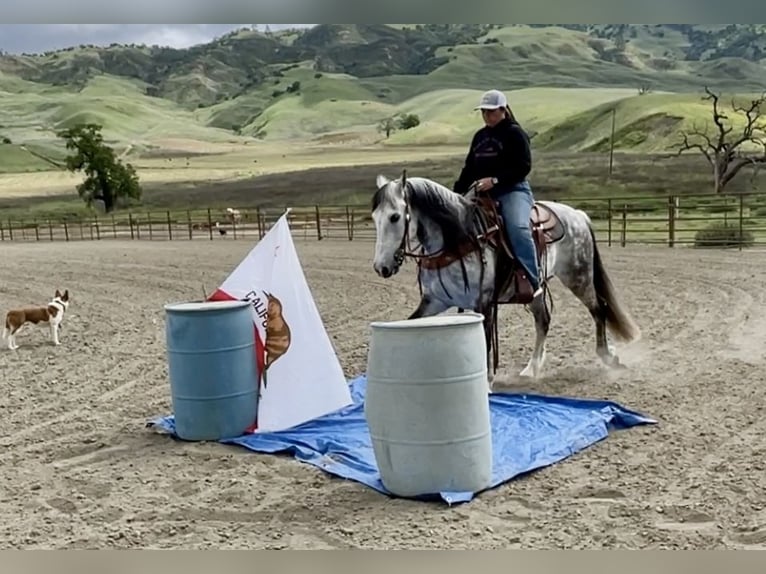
[208,211,352,432]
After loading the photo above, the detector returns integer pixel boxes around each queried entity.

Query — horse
[370,171,641,389]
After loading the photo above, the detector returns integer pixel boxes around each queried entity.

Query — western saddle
[474,190,565,305]
[417,185,566,306]
[411,183,566,376]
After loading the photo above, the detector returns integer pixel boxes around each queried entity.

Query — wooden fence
[3,192,766,248]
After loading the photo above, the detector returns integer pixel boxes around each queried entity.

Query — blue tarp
[148,374,656,505]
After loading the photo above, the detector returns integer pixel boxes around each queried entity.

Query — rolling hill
[1,23,765,175]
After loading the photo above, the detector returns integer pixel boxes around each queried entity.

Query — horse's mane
[405,178,479,253]
[372,176,480,253]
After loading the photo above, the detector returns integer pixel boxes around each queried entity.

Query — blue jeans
[495,181,540,291]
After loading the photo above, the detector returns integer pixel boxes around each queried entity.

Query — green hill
[4,24,764,104]
[1,24,765,174]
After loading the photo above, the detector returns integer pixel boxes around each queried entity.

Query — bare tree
[377,117,397,139]
[677,86,766,193]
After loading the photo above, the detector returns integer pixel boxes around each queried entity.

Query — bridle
[381,171,431,268]
[392,190,412,268]
[381,172,487,272]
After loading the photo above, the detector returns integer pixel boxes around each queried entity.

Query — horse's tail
[588,223,641,343]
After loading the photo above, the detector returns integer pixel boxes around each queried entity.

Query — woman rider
[453,88,542,301]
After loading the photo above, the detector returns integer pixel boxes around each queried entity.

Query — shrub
[396,113,420,130]
[693,221,754,248]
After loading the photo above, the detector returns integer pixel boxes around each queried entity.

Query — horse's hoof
[519,365,537,378]
[606,357,627,370]
[487,374,495,394]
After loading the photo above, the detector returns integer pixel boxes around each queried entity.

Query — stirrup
[532,286,544,298]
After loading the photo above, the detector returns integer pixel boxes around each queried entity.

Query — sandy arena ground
[1,238,766,549]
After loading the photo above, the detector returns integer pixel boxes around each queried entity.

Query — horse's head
[371,172,412,278]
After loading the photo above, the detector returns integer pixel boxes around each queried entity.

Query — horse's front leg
[478,302,498,394]
[408,294,450,319]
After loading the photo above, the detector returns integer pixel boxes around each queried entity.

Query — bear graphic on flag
[238,289,291,390]
[208,211,352,432]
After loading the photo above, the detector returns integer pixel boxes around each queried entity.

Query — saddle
[410,185,566,377]
[473,192,565,305]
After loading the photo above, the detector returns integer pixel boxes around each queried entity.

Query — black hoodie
[453,117,531,196]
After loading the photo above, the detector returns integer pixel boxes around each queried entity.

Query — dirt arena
[1,237,765,549]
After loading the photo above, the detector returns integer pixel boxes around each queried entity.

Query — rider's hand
[475,177,496,192]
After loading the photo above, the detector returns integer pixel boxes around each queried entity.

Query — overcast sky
[0,24,315,55]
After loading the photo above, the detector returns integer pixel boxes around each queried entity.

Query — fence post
[89,218,94,240]
[148,211,154,240]
[64,221,69,242]
[0,220,4,241]
[112,215,117,239]
[257,208,263,239]
[739,193,744,252]
[346,206,353,240]
[95,216,101,240]
[167,210,173,240]
[315,205,322,240]
[207,208,213,240]
[668,195,675,248]
[187,210,192,240]
[7,219,13,241]
[48,219,53,241]
[34,218,40,241]
[79,219,84,240]
[607,198,612,247]
[620,204,627,247]
[128,213,134,239]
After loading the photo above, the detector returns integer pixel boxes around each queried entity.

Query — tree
[57,123,141,213]
[396,113,420,130]
[376,113,421,139]
[677,86,766,194]
[637,83,653,95]
[377,117,396,138]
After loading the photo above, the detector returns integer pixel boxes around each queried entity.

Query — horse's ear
[376,174,389,189]
[400,169,407,187]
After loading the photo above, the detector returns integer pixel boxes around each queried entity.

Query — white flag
[209,211,352,432]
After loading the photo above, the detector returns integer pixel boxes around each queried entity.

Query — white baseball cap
[475,89,508,110]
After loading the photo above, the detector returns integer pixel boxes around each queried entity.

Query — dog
[3,289,70,350]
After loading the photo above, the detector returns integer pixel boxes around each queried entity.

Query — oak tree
[57,123,141,213]
[678,86,766,194]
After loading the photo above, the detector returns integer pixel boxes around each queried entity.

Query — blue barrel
[164,300,259,441]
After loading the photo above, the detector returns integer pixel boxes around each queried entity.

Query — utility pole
[609,107,616,177]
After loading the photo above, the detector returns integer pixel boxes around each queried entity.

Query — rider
[453,88,542,300]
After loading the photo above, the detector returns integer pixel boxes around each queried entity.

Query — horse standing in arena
[370,171,641,387]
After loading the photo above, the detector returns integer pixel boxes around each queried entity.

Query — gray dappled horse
[370,171,641,389]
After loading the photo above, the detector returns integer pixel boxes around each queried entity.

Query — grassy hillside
[1,23,764,181]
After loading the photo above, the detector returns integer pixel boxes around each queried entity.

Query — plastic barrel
[364,312,493,497]
[164,300,259,441]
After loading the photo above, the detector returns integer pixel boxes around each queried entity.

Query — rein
[386,178,523,376]
[376,174,557,378]
[393,180,488,271]
[392,184,451,267]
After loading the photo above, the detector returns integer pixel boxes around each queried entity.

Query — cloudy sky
[0,24,314,55]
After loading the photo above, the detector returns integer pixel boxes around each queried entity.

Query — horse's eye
[389,213,401,223]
